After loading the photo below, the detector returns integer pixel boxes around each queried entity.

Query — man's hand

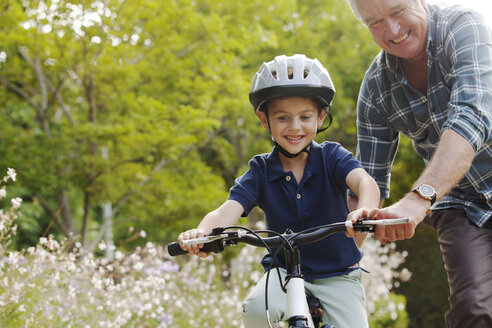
[374,192,429,243]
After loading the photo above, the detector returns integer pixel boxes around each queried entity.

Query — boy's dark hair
[258,95,327,114]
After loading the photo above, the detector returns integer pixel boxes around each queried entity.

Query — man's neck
[401,55,428,95]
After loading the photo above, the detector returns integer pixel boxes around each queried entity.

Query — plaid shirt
[356,4,492,227]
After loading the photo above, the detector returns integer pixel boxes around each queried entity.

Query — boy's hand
[178,228,210,258]
[345,207,378,238]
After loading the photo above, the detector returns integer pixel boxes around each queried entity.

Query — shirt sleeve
[356,71,400,199]
[440,10,492,151]
[328,143,362,190]
[227,158,262,217]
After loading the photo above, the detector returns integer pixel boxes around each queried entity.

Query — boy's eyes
[275,115,313,121]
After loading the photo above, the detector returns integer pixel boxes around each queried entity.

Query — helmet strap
[273,140,310,158]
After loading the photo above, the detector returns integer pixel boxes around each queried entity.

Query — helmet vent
[271,68,309,80]
[287,57,295,79]
[249,54,336,111]
[303,61,312,79]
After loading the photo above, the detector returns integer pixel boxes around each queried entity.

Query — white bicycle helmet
[249,54,335,112]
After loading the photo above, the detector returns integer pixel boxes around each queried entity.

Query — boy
[178,54,379,327]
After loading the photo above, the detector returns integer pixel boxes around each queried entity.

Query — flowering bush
[0,168,20,250]
[0,169,409,327]
[361,237,410,326]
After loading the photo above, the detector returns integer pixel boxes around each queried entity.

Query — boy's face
[256,97,327,157]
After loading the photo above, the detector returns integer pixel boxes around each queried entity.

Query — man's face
[356,0,429,61]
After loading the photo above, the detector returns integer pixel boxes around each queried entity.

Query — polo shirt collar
[265,141,323,182]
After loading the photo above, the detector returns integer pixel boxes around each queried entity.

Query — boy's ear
[317,109,328,128]
[256,111,270,130]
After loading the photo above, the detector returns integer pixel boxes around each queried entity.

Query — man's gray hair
[345,0,363,23]
[346,0,426,25]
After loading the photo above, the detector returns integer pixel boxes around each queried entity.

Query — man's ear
[256,110,270,130]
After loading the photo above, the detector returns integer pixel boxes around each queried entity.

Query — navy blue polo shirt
[228,141,363,280]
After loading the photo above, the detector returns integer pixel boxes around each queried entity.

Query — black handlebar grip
[167,242,188,256]
[167,240,225,257]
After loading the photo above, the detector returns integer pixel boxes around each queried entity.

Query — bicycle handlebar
[167,218,411,257]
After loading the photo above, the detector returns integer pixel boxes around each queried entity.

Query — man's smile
[392,31,410,44]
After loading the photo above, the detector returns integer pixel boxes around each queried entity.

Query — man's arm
[375,129,475,242]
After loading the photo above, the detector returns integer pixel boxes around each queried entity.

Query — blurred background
[1,0,489,326]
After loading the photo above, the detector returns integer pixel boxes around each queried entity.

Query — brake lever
[349,217,411,233]
[180,229,248,247]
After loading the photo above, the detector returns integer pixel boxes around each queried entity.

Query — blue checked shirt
[356,4,492,227]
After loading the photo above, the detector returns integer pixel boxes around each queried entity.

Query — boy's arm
[345,168,380,247]
[178,199,244,257]
[348,195,384,212]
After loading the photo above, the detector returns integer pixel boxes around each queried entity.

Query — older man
[346,0,492,327]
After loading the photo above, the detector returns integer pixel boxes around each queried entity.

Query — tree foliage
[0,0,378,248]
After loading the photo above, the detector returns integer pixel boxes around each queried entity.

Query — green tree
[0,0,380,249]
[0,0,247,248]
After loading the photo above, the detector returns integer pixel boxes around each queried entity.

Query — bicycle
[167,217,410,328]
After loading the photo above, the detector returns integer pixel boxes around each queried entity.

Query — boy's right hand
[178,228,210,258]
[345,207,378,238]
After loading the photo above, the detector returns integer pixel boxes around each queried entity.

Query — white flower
[98,241,107,251]
[6,168,16,182]
[114,250,124,260]
[133,262,144,271]
[140,230,147,238]
[11,197,22,210]
[0,187,6,199]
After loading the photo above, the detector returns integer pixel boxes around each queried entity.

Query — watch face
[419,184,434,197]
